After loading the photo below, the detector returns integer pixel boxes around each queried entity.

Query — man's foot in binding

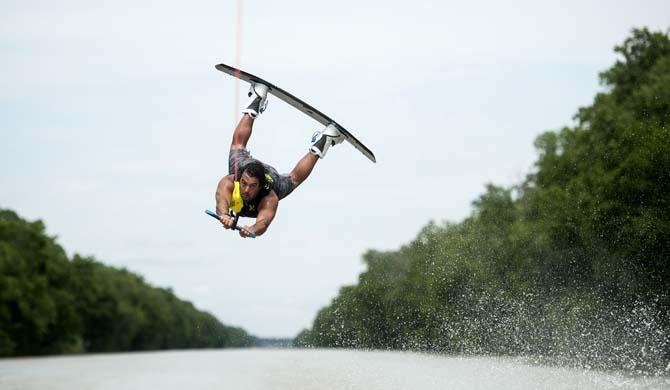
[310,124,344,159]
[242,82,269,118]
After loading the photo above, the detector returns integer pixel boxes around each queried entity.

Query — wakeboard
[215,63,376,163]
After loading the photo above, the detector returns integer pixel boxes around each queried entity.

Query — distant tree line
[295,28,670,375]
[0,209,254,356]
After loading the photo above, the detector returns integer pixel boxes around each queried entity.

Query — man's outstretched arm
[241,191,278,238]
[215,176,236,229]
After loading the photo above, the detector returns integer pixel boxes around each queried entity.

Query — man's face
[239,171,261,201]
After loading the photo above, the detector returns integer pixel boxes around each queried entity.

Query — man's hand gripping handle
[205,209,257,238]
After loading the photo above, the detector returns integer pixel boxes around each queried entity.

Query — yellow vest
[230,181,244,214]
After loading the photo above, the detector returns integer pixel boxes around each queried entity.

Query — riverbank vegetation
[295,28,670,375]
[0,209,254,356]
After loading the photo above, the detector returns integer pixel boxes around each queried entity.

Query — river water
[1,349,667,390]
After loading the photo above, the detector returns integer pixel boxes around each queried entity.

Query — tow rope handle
[205,209,257,238]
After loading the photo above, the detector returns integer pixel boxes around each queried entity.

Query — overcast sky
[1,1,668,338]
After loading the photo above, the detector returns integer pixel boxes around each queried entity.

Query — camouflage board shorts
[228,148,296,200]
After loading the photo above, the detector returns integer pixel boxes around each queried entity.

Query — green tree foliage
[0,209,79,355]
[296,28,670,375]
[528,28,670,298]
[0,210,254,356]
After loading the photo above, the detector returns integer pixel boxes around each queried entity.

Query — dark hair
[239,161,268,188]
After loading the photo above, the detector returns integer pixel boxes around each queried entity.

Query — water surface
[1,349,667,389]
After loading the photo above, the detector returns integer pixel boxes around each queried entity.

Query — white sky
[1,0,668,338]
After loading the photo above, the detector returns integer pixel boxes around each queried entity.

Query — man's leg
[231,83,269,150]
[231,114,254,150]
[289,152,319,187]
[288,124,345,188]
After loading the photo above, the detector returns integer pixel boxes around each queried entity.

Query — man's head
[238,161,267,201]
